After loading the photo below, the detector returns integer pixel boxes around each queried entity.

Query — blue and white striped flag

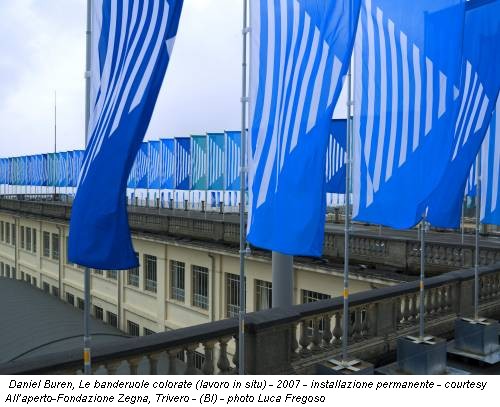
[326,119,347,194]
[135,142,149,188]
[191,135,207,190]
[57,152,68,187]
[69,0,184,269]
[208,132,224,190]
[247,0,361,256]
[481,99,500,225]
[426,0,500,227]
[225,131,241,191]
[174,137,190,190]
[464,161,477,198]
[148,140,161,189]
[161,138,175,189]
[352,0,466,229]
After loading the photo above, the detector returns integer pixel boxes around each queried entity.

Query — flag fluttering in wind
[247,0,361,256]
[69,0,184,269]
[481,98,500,225]
[352,0,466,229]
[426,0,500,227]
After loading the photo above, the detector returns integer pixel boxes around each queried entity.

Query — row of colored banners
[1,124,347,192]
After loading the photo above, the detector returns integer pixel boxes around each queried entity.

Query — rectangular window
[0,262,3,277]
[94,305,104,321]
[5,265,10,278]
[144,328,155,336]
[302,290,331,333]
[11,224,16,245]
[107,311,118,328]
[52,286,59,297]
[32,228,37,253]
[127,252,140,287]
[26,227,31,251]
[192,265,209,310]
[66,292,75,306]
[77,297,85,310]
[144,254,157,293]
[32,277,37,287]
[43,231,50,257]
[170,260,185,302]
[51,233,60,260]
[93,269,103,276]
[106,270,118,280]
[226,273,240,318]
[26,274,31,284]
[0,221,3,241]
[5,223,10,244]
[20,226,25,249]
[255,280,273,311]
[21,271,25,281]
[43,282,50,293]
[127,320,140,337]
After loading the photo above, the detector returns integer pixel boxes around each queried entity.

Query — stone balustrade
[1,263,499,375]
[2,195,499,274]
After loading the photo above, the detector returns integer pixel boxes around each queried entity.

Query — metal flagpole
[238,0,249,375]
[341,0,354,365]
[83,0,92,375]
[54,91,57,197]
[419,216,426,339]
[474,151,481,321]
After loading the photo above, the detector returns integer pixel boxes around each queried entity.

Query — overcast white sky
[0,0,346,158]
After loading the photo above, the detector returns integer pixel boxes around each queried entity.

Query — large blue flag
[148,140,161,189]
[326,119,347,193]
[352,0,466,229]
[208,132,224,190]
[426,0,500,227]
[174,137,190,190]
[481,99,500,225]
[191,135,207,190]
[69,0,184,269]
[247,0,361,256]
[225,131,241,191]
[160,138,175,189]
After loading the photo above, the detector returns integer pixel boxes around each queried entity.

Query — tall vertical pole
[83,0,92,376]
[342,1,354,363]
[419,216,426,339]
[474,152,481,321]
[239,0,248,375]
[54,91,57,197]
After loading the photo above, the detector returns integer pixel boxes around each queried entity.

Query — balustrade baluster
[322,314,333,347]
[167,349,180,375]
[127,356,142,375]
[202,341,216,375]
[148,352,162,375]
[311,318,322,353]
[352,308,362,341]
[299,320,312,356]
[217,337,231,374]
[291,323,300,359]
[184,344,198,374]
[332,313,342,346]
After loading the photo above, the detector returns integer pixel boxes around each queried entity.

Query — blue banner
[191,135,207,190]
[426,0,500,227]
[481,99,500,225]
[352,0,466,229]
[69,0,184,269]
[225,131,241,191]
[161,138,175,189]
[175,137,191,190]
[57,152,68,187]
[135,143,149,189]
[247,0,361,256]
[326,119,347,193]
[148,140,161,189]
[208,133,224,190]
